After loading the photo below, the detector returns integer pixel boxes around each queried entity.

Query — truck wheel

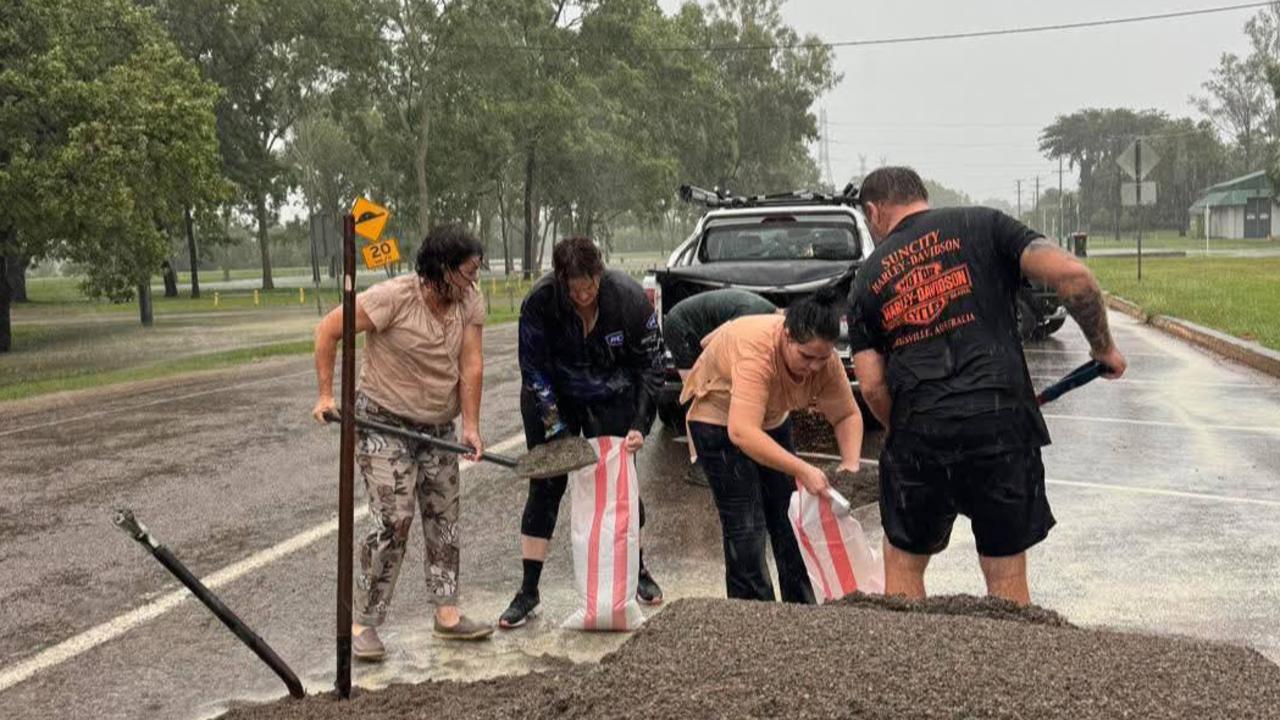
[1032,317,1066,340]
[1016,296,1039,342]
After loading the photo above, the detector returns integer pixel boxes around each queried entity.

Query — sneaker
[352,627,386,662]
[636,567,663,606]
[434,615,494,641]
[498,591,540,629]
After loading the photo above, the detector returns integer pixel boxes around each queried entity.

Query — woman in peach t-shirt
[680,287,864,603]
[312,224,492,659]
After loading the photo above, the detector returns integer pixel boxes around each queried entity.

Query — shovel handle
[1037,360,1107,406]
[323,411,518,469]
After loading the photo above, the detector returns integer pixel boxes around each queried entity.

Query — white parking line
[0,432,526,695]
[1041,413,1280,435]
[1030,375,1264,390]
[0,370,316,439]
[1044,478,1280,508]
[798,454,1280,507]
[1024,347,1167,358]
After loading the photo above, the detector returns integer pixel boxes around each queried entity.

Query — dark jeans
[689,420,814,604]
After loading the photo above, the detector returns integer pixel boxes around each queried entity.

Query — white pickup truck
[642,185,875,430]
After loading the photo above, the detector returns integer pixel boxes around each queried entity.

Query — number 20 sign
[362,238,401,270]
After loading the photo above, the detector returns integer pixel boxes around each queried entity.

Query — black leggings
[519,388,647,539]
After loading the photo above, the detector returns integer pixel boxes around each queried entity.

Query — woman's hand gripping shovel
[322,411,597,479]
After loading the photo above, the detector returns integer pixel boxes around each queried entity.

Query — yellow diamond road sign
[351,197,390,242]
[362,237,401,270]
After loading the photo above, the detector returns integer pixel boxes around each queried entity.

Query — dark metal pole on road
[336,213,356,699]
[112,510,305,699]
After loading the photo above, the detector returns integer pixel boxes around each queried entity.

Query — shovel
[1037,359,1108,406]
[323,411,597,479]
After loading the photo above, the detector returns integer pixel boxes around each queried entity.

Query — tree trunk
[497,180,512,276]
[522,145,537,280]
[0,252,10,353]
[4,253,28,302]
[416,106,431,238]
[479,205,492,269]
[536,216,555,274]
[185,207,201,298]
[138,281,154,327]
[162,261,179,298]
[256,192,275,290]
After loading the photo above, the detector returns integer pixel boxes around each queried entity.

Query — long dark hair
[416,224,483,298]
[784,285,843,343]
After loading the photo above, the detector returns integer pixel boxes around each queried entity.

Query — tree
[922,179,972,209]
[703,0,837,192]
[1191,53,1271,173]
[153,0,359,290]
[0,0,224,347]
[1040,109,1170,233]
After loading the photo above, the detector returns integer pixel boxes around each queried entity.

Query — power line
[824,120,1044,129]
[461,2,1273,53]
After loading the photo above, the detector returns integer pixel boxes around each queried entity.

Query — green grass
[1088,255,1280,351]
[22,277,337,315]
[5,299,520,402]
[0,340,318,402]
[1080,231,1280,253]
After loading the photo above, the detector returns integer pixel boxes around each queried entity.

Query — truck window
[699,220,860,262]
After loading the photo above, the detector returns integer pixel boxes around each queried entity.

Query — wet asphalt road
[1,312,1278,719]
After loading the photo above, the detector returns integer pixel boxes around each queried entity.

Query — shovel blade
[514,436,598,479]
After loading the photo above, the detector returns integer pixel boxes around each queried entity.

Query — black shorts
[879,431,1055,558]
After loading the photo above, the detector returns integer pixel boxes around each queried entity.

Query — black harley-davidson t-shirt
[847,207,1050,448]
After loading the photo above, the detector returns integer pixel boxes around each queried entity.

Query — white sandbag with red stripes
[789,488,884,602]
[563,436,644,631]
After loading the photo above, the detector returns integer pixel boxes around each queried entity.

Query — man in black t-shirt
[847,166,1126,605]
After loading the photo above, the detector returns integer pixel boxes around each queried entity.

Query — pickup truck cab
[643,186,874,430]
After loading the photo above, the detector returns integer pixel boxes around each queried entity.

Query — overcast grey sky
[661,0,1263,206]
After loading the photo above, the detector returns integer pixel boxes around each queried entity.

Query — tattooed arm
[1019,239,1127,378]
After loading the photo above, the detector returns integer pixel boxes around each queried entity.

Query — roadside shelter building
[1189,170,1277,239]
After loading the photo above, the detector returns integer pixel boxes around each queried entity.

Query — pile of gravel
[832,591,1074,627]
[222,597,1280,720]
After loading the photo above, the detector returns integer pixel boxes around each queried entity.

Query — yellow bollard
[299,287,305,304]
[213,291,219,307]
[253,289,260,306]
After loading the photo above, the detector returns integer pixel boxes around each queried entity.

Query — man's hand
[795,462,831,498]
[624,430,645,453]
[461,425,484,462]
[1092,344,1128,379]
[312,395,337,423]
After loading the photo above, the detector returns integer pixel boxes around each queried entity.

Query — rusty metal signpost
[336,211,356,699]
[336,197,395,699]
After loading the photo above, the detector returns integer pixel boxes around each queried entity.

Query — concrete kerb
[1104,293,1280,379]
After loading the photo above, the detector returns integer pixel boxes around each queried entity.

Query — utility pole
[1016,180,1022,219]
[1034,176,1041,231]
[1058,156,1065,245]
[820,108,835,189]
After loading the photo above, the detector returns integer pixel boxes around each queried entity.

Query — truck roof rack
[679,183,860,209]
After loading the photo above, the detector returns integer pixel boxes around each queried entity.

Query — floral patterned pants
[353,393,461,627]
